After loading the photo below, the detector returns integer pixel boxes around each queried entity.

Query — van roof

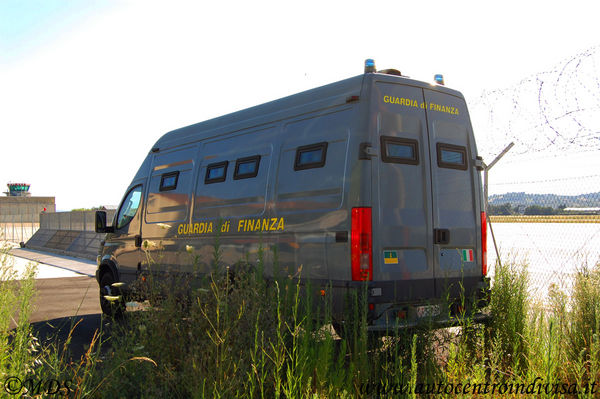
[152,73,465,151]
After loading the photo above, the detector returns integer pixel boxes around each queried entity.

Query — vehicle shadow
[30,313,114,362]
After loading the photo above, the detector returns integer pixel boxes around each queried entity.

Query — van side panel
[146,146,197,223]
[187,127,278,275]
[193,127,276,219]
[140,145,200,274]
[275,108,353,281]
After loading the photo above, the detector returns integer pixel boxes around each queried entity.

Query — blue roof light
[364,59,376,73]
[434,74,444,85]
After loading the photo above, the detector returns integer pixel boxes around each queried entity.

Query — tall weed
[0,245,40,380]
[489,258,529,374]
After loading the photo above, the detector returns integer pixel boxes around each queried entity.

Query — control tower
[4,183,32,197]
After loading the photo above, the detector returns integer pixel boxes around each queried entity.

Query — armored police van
[95,60,489,329]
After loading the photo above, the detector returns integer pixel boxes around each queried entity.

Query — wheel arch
[97,260,120,284]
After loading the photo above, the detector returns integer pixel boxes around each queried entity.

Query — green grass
[0,245,39,380]
[3,239,600,398]
[0,244,108,397]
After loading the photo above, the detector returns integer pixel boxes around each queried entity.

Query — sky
[1,0,599,210]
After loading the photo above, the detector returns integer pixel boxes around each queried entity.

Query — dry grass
[490,214,600,223]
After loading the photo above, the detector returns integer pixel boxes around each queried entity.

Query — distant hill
[489,192,600,208]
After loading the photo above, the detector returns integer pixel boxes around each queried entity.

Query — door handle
[434,229,449,245]
[135,235,142,248]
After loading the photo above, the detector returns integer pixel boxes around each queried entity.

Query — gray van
[95,60,490,329]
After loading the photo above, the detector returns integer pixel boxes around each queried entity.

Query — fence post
[485,142,514,269]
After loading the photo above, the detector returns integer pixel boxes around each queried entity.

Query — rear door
[371,82,435,300]
[372,82,480,301]
[423,89,479,296]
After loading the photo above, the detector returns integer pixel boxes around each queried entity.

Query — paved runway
[9,247,97,277]
[30,276,101,323]
[29,276,107,361]
[4,246,106,360]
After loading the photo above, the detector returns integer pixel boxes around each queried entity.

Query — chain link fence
[471,46,600,302]
[486,176,600,301]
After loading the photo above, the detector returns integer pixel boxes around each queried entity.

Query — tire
[99,272,125,318]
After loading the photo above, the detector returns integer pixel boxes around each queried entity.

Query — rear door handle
[434,229,449,245]
[135,235,142,248]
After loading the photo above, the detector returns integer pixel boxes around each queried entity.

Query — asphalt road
[4,248,117,361]
[31,276,100,323]
[29,276,109,361]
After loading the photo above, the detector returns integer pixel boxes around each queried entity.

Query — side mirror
[95,211,114,233]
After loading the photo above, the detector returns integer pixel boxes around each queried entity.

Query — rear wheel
[100,272,125,318]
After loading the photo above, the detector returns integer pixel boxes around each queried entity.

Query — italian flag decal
[461,249,474,262]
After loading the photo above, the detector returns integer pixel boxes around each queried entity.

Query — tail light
[351,207,372,281]
[481,211,487,276]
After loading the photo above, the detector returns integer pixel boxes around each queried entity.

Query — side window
[294,142,328,171]
[234,155,260,180]
[116,185,142,229]
[437,143,467,170]
[159,171,179,191]
[380,136,419,165]
[205,161,228,184]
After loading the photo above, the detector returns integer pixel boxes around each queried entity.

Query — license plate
[416,304,441,318]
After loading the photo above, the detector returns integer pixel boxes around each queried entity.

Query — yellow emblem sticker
[177,217,285,236]
[383,250,399,264]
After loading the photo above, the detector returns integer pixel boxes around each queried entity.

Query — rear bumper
[328,276,491,333]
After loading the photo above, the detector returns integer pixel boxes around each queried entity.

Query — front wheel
[100,272,125,318]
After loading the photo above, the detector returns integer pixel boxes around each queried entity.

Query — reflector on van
[351,207,373,281]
